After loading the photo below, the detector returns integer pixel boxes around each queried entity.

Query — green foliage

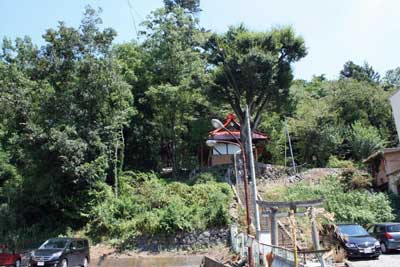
[163,0,201,13]
[339,168,372,190]
[190,171,220,184]
[86,172,232,243]
[326,156,355,169]
[388,192,400,221]
[0,6,134,240]
[384,67,400,89]
[289,93,343,166]
[340,61,380,84]
[1,0,400,248]
[281,175,395,225]
[286,78,396,167]
[204,25,307,129]
[346,121,386,161]
[258,112,286,164]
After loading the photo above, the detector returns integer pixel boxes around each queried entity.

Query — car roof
[337,223,361,226]
[47,237,87,241]
[375,222,400,226]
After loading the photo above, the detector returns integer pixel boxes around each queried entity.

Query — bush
[291,176,394,225]
[341,168,372,190]
[187,166,228,185]
[191,171,220,184]
[85,172,233,243]
[326,156,355,169]
[346,121,386,161]
[264,175,395,226]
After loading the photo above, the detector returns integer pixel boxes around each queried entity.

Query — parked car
[334,223,381,258]
[29,238,89,267]
[368,223,400,253]
[0,244,21,267]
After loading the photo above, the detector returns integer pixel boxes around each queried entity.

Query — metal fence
[230,225,333,267]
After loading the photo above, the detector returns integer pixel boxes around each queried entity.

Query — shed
[364,147,400,195]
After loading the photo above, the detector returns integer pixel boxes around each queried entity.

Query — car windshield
[338,225,368,237]
[39,239,68,249]
[388,225,400,232]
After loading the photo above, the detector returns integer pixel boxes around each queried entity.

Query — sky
[1,0,400,80]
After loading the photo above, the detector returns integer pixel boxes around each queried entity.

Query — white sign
[390,90,400,143]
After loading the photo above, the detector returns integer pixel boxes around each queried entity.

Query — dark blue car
[29,238,89,267]
[335,224,381,259]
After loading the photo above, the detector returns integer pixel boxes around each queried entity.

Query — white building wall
[390,90,400,143]
[212,143,241,155]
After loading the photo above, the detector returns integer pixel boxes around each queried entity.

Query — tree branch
[253,94,270,130]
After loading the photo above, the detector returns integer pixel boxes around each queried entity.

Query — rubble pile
[256,164,345,185]
[256,164,287,182]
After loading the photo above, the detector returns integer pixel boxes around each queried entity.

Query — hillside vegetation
[0,1,399,248]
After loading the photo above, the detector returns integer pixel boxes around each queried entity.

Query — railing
[230,225,333,267]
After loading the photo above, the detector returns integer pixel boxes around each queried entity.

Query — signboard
[390,90,400,142]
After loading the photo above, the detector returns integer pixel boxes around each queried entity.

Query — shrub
[326,156,355,169]
[340,168,372,190]
[191,171,219,184]
[300,176,393,225]
[346,121,386,161]
[85,172,233,243]
[265,175,395,226]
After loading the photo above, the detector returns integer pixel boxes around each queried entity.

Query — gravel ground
[347,251,400,267]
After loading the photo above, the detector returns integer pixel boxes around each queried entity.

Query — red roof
[208,113,268,141]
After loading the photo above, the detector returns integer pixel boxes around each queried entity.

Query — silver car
[368,223,400,253]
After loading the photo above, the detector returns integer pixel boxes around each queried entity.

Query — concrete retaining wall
[130,228,229,252]
[99,255,204,267]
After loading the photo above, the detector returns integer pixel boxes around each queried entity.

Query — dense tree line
[0,3,398,241]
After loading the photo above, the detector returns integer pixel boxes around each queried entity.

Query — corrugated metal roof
[363,147,400,163]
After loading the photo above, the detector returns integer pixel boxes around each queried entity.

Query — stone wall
[131,228,229,252]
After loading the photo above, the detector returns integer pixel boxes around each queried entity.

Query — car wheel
[14,259,21,267]
[381,242,387,254]
[61,259,68,267]
[82,257,88,267]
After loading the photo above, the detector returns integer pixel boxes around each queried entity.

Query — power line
[130,0,144,22]
[126,0,138,37]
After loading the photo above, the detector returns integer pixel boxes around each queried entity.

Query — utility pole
[246,105,261,240]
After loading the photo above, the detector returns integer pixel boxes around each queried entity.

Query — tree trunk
[171,118,177,179]
[114,139,119,198]
[119,125,125,174]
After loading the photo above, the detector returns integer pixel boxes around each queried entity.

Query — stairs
[232,167,297,249]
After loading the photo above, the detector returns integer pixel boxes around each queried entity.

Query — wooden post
[310,207,319,250]
[289,209,298,267]
[270,207,278,246]
[310,207,326,267]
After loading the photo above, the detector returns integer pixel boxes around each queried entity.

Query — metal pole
[214,123,254,267]
[246,106,261,240]
[285,119,297,174]
[240,143,254,267]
